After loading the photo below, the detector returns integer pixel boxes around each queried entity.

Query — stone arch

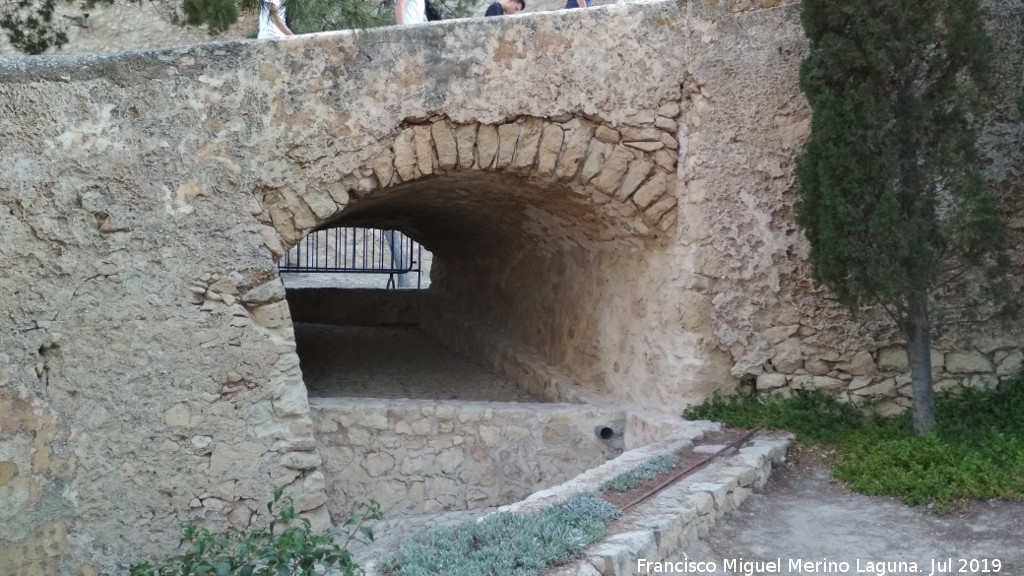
[249,107,684,405]
[256,109,682,261]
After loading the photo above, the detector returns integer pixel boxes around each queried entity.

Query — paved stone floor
[294,322,544,401]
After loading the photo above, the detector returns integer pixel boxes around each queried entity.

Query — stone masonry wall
[309,398,625,520]
[679,0,1024,415]
[0,6,701,573]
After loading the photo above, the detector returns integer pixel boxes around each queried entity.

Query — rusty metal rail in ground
[619,427,763,513]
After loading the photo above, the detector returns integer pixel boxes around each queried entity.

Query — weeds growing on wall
[601,455,679,493]
[684,377,1024,512]
[379,492,620,576]
[129,489,382,576]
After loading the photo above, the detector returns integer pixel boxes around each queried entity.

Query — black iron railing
[278,227,423,289]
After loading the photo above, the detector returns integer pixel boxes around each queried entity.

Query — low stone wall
[286,288,426,326]
[310,398,626,520]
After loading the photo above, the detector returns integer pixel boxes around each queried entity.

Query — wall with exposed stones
[310,398,624,520]
[680,0,1024,416]
[0,0,1022,574]
[0,4,708,573]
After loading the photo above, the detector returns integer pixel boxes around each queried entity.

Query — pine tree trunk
[904,291,936,435]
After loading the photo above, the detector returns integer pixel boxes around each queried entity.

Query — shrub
[601,456,678,493]
[130,489,382,576]
[683,377,1024,512]
[379,493,620,576]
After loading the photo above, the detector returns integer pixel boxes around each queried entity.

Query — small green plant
[379,492,620,576]
[601,455,678,493]
[684,377,1024,512]
[130,489,382,576]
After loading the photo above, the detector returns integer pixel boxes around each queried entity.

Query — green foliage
[279,0,389,35]
[379,493,620,576]
[684,389,871,444]
[795,0,1007,319]
[601,455,678,493]
[183,0,238,33]
[794,0,1012,435]
[2,0,70,54]
[684,379,1024,512]
[129,489,382,576]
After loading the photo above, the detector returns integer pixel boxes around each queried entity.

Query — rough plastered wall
[0,0,255,56]
[0,4,703,574]
[677,0,1024,414]
[310,399,624,519]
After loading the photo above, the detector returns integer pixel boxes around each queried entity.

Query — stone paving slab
[295,323,544,401]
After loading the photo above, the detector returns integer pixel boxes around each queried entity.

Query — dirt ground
[672,445,1024,576]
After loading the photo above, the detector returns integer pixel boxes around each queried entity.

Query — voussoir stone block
[536,124,564,177]
[431,122,458,171]
[251,300,291,329]
[392,128,418,182]
[625,140,665,152]
[556,119,596,181]
[496,123,520,169]
[631,171,669,210]
[412,125,434,175]
[580,140,612,184]
[324,181,350,207]
[511,117,544,174]
[616,158,655,201]
[643,195,677,227]
[370,149,395,187]
[594,146,635,195]
[454,123,478,169]
[280,187,318,231]
[476,124,499,169]
[298,185,336,220]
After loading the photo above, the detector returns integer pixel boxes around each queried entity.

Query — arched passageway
[266,114,681,404]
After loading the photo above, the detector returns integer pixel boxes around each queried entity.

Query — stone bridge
[1,0,1021,573]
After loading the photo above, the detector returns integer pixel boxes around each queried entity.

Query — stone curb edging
[361,420,791,576]
[553,434,792,576]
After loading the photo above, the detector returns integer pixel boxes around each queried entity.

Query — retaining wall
[310,398,626,520]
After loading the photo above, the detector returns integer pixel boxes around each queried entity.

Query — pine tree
[795,0,1013,435]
